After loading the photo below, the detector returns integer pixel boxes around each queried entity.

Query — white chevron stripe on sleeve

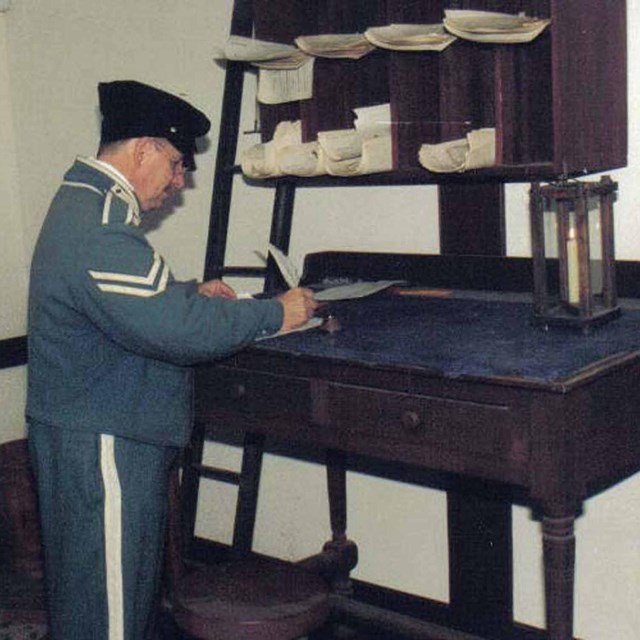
[89,252,163,286]
[89,253,169,297]
[93,262,170,297]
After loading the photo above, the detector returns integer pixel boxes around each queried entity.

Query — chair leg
[232,432,265,557]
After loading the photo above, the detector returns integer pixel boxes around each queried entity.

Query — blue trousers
[29,421,178,640]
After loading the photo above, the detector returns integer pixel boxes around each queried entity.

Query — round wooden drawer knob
[401,410,422,431]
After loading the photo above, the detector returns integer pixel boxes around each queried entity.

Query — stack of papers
[294,33,374,59]
[443,10,550,44]
[364,23,457,51]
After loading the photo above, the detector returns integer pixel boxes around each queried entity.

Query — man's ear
[132,137,153,168]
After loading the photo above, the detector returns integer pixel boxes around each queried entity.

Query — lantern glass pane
[543,204,558,258]
[588,195,603,295]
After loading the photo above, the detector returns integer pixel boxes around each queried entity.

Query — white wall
[0,12,28,443]
[2,2,640,637]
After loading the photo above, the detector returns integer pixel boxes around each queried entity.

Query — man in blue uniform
[26,80,317,640]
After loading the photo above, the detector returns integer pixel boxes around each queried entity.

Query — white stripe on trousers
[100,434,124,640]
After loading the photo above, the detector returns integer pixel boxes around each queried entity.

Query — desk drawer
[196,367,310,420]
[328,384,523,461]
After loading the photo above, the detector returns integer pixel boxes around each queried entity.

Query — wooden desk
[195,292,640,640]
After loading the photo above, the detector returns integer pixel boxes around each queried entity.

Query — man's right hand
[277,288,318,333]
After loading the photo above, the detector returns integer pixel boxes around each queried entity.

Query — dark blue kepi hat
[98,80,211,170]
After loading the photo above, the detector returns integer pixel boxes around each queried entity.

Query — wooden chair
[0,439,47,633]
[163,427,332,640]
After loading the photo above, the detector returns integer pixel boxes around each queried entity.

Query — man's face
[135,138,186,211]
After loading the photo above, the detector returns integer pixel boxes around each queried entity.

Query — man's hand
[278,288,318,332]
[198,279,237,299]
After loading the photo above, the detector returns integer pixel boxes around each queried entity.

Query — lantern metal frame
[529,176,620,331]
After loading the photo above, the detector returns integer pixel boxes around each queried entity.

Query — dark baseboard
[0,336,27,370]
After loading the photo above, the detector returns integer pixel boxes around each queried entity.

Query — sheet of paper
[314,280,404,301]
[267,244,301,288]
[255,316,324,341]
[257,58,315,104]
[364,24,457,52]
[294,33,374,59]
[266,245,403,302]
[443,10,550,43]
[217,35,308,69]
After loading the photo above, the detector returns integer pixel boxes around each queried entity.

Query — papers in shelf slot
[241,104,394,179]
[240,120,299,179]
[418,128,496,173]
[214,36,314,105]
[443,10,550,44]
[215,35,309,69]
[317,103,393,177]
[257,58,315,104]
[324,135,392,177]
[354,103,392,140]
[364,23,457,51]
[277,141,327,177]
[241,121,325,178]
[294,33,374,59]
[316,129,363,162]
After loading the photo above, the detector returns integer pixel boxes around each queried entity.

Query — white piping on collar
[77,156,141,226]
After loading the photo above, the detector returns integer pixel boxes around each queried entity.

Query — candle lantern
[529,176,620,331]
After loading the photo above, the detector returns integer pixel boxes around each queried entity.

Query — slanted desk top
[195,291,640,640]
[261,292,640,387]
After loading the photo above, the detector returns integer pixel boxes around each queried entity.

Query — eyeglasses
[152,139,186,177]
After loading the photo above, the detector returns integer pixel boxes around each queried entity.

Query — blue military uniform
[27,82,283,640]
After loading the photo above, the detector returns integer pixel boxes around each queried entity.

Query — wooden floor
[157,611,389,640]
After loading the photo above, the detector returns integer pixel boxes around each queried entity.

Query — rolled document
[324,135,392,177]
[317,129,363,161]
[418,128,495,173]
[418,138,468,173]
[463,128,496,171]
[240,141,283,179]
[277,141,327,177]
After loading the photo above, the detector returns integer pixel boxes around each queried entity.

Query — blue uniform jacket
[27,157,283,447]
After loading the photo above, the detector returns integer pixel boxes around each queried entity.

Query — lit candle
[566,226,579,304]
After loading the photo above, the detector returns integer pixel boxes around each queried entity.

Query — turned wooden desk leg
[542,513,576,640]
[325,448,358,597]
